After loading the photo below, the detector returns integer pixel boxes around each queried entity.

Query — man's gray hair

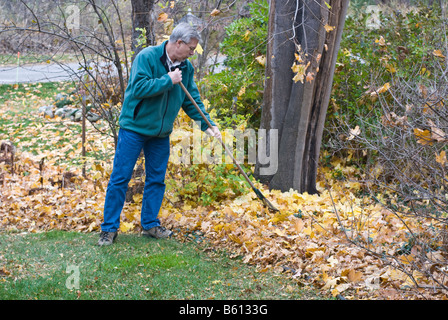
[169,22,201,44]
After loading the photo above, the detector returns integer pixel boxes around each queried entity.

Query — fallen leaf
[414,128,433,145]
[347,269,363,282]
[435,150,447,166]
[375,36,386,46]
[433,49,446,58]
[377,82,391,94]
[120,222,135,233]
[347,125,361,140]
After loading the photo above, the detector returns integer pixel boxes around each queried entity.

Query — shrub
[199,0,268,129]
[326,3,448,294]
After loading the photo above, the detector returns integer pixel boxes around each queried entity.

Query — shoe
[142,226,173,239]
[97,231,117,246]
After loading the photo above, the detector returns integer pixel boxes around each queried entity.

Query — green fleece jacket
[119,41,215,137]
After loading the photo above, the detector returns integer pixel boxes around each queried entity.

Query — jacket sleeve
[181,67,216,131]
[129,51,173,99]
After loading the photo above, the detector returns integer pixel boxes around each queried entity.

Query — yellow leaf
[327,256,338,267]
[291,62,310,83]
[158,12,168,22]
[120,222,134,233]
[375,36,386,46]
[347,269,363,282]
[237,86,246,97]
[291,63,300,74]
[332,283,350,297]
[303,226,315,238]
[214,223,225,232]
[322,275,339,290]
[294,52,303,63]
[273,228,287,237]
[210,8,221,16]
[292,218,304,233]
[228,233,242,244]
[255,55,266,66]
[324,24,335,32]
[386,64,396,73]
[347,125,361,140]
[243,30,251,42]
[132,193,143,203]
[433,49,446,58]
[94,179,104,192]
[390,268,408,281]
[436,150,447,166]
[88,221,98,232]
[420,67,431,76]
[270,211,289,223]
[195,43,203,55]
[414,128,433,145]
[377,82,391,94]
[306,72,315,83]
[398,254,416,265]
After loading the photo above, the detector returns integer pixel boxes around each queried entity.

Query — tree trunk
[131,0,156,60]
[127,0,156,201]
[255,0,348,194]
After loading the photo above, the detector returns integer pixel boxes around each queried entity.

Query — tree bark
[127,0,157,201]
[255,0,348,194]
[131,0,156,60]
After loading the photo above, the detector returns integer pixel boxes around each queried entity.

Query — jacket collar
[159,41,187,72]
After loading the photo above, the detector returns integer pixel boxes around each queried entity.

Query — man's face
[175,38,199,62]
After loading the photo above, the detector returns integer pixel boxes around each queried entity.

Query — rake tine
[253,187,279,212]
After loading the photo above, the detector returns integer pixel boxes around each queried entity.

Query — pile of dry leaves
[1,99,447,300]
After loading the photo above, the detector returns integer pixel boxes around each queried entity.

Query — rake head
[253,187,279,212]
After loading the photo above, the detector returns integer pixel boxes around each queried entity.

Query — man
[98,23,221,246]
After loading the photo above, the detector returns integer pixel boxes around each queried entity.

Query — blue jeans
[101,128,170,232]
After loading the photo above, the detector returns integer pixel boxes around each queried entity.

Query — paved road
[0,62,82,84]
[0,55,226,84]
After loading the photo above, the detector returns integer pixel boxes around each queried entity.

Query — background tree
[131,0,156,60]
[255,0,349,194]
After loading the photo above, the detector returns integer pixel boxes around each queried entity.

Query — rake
[179,82,279,212]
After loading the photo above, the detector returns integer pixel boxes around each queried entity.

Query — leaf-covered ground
[1,84,447,300]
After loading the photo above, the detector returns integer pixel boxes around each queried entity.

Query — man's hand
[205,126,222,140]
[168,68,182,84]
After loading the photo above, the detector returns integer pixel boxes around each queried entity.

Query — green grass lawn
[0,230,325,300]
[0,81,114,168]
[0,82,69,104]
